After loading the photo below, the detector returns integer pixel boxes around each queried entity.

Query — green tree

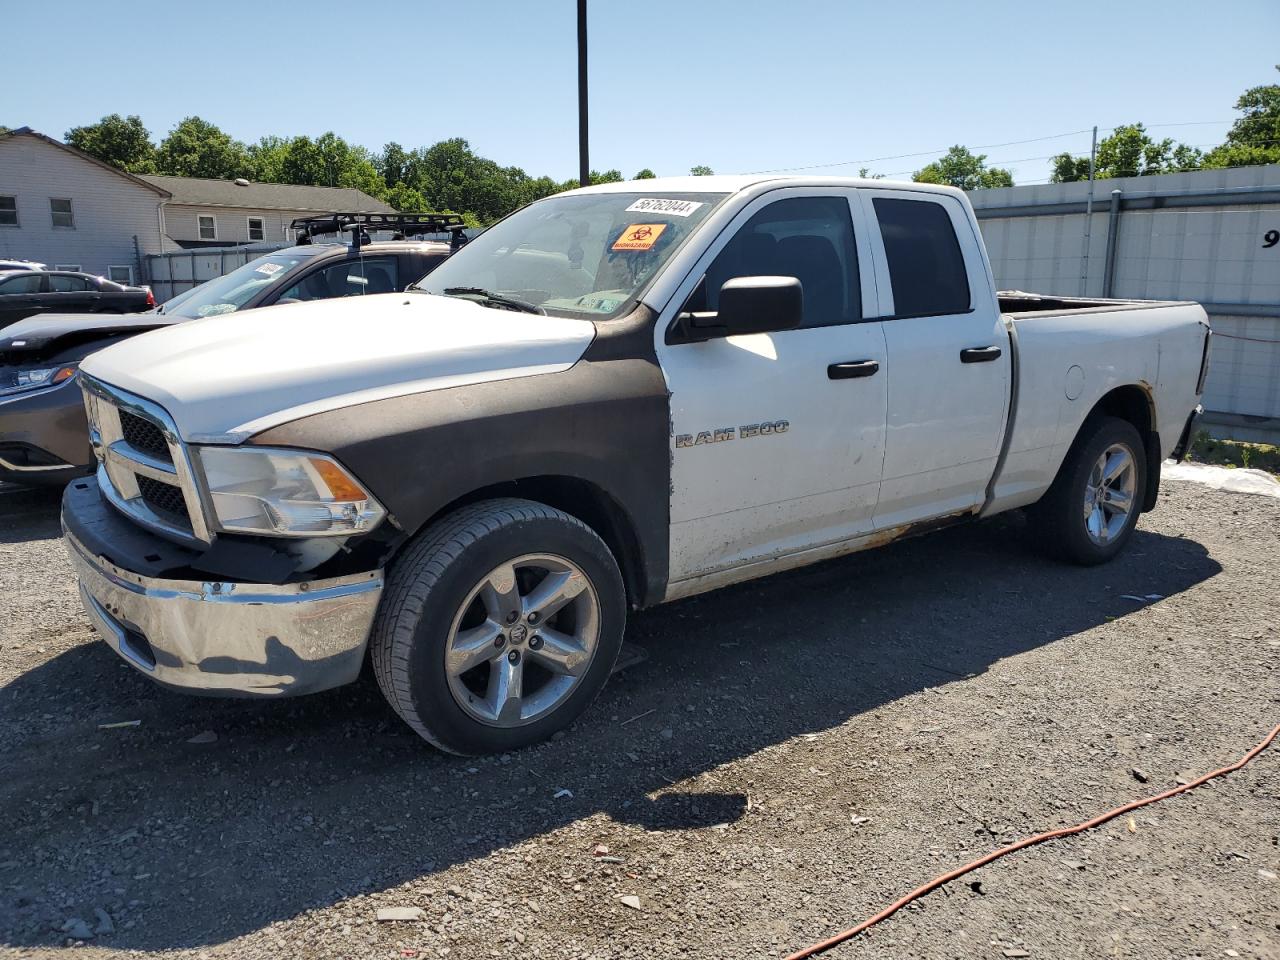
[589,169,623,184]
[245,135,289,182]
[913,145,1014,190]
[379,141,411,187]
[689,164,714,176]
[1049,153,1091,183]
[155,117,250,179]
[857,166,884,180]
[633,168,656,179]
[400,138,535,223]
[1203,66,1280,168]
[1050,123,1202,182]
[64,114,156,173]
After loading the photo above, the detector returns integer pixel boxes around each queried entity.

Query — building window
[55,264,81,272]
[50,198,75,229]
[108,265,134,284]
[198,214,217,241]
[0,196,17,227]
[247,216,265,242]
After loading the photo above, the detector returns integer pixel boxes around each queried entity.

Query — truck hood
[0,311,175,361]
[80,292,597,442]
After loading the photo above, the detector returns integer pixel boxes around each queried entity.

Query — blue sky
[5,0,1278,185]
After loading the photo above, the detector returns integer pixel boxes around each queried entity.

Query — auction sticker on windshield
[624,198,705,217]
[255,262,285,275]
[613,224,667,251]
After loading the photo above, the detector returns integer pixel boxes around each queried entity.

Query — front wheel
[370,499,626,754]
[1030,415,1146,565]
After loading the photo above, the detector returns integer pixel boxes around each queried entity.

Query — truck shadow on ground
[0,512,1221,950]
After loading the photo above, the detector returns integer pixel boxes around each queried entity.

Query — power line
[744,127,1095,174]
[746,119,1247,177]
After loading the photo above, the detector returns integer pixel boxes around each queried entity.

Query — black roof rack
[290,212,469,251]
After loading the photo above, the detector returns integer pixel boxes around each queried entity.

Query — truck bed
[998,290,1198,317]
[986,294,1209,518]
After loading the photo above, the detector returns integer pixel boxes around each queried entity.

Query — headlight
[0,364,77,397]
[195,446,386,537]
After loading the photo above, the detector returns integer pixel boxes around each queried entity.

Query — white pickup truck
[63,175,1210,754]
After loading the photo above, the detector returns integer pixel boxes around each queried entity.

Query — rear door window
[280,257,399,302]
[49,274,91,292]
[872,197,971,318]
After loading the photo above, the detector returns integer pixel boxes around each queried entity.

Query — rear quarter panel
[986,302,1208,513]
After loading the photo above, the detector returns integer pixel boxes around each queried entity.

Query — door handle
[960,345,1002,363]
[828,359,880,380]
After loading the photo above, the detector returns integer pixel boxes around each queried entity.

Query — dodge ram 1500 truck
[62,175,1210,755]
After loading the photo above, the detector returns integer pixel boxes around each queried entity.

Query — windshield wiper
[441,286,545,315]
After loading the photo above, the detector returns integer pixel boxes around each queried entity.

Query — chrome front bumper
[64,529,384,697]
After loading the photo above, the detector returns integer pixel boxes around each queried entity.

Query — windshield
[416,192,727,318]
[160,252,308,319]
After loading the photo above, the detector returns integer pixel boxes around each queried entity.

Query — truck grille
[136,475,189,523]
[80,376,211,545]
[119,410,172,463]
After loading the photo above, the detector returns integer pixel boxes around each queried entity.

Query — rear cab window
[872,196,971,318]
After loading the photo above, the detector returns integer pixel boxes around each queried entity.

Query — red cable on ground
[785,722,1280,960]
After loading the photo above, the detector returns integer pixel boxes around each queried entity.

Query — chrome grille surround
[81,375,213,545]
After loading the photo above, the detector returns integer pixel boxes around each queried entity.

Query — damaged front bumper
[62,486,384,697]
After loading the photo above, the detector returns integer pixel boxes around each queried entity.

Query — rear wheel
[1031,415,1145,565]
[370,499,626,754]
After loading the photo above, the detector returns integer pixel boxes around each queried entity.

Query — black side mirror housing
[717,276,803,335]
[676,276,803,342]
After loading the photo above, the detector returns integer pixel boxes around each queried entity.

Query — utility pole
[577,0,590,188]
[1081,124,1098,295]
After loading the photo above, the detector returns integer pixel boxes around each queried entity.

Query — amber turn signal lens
[52,367,77,385]
[309,456,367,502]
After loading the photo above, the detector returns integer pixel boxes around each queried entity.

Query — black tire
[1030,415,1146,566]
[370,498,626,755]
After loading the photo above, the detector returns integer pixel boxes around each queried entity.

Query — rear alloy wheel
[370,499,625,754]
[1083,444,1137,548]
[1031,415,1146,565]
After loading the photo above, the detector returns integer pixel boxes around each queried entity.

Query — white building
[0,127,395,284]
[0,127,169,284]
[139,174,394,249]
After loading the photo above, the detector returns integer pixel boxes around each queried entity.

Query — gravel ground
[0,479,1276,960]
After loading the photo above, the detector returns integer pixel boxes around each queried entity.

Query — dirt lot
[0,479,1276,960]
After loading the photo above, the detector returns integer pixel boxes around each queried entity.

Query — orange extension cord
[785,722,1280,960]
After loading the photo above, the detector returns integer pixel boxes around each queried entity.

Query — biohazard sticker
[612,223,667,251]
[625,198,704,217]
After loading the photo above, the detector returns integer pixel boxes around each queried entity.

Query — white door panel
[665,323,887,579]
[859,188,1011,529]
[655,188,888,585]
[876,312,1010,527]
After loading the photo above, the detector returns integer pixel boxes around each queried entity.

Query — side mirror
[678,276,803,342]
[718,276,803,335]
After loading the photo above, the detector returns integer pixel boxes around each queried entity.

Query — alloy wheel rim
[1083,443,1136,546]
[444,554,600,727]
